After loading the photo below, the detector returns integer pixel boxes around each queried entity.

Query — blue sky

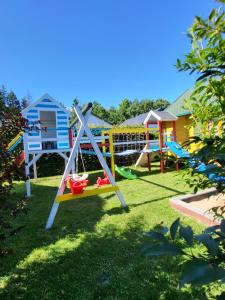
[0,0,218,107]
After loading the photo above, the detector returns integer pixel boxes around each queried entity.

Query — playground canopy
[144,110,177,124]
[119,110,177,127]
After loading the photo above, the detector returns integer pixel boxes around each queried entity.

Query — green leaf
[195,233,218,255]
[176,59,182,68]
[179,226,193,245]
[144,231,167,243]
[158,226,169,235]
[170,218,180,240]
[179,259,225,288]
[194,186,198,193]
[141,242,184,256]
[215,12,225,25]
[209,9,216,21]
[203,225,220,234]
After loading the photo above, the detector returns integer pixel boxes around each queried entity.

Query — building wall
[163,114,201,153]
[176,115,191,145]
[162,117,190,144]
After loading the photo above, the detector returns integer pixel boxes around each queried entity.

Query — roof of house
[166,88,193,117]
[120,110,177,126]
[22,93,70,115]
[86,113,112,127]
[120,112,149,126]
[143,110,177,124]
[72,112,112,128]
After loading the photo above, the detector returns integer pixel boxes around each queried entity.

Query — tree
[177,0,225,192]
[142,1,225,288]
[6,91,21,110]
[176,1,225,137]
[108,106,123,125]
[69,97,170,125]
[21,92,32,110]
[0,87,28,256]
[92,101,110,121]
[70,98,81,121]
[118,98,132,122]
[153,99,170,110]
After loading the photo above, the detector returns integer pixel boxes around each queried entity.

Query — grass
[0,165,224,299]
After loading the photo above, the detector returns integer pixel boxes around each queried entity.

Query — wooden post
[69,129,73,148]
[146,122,151,172]
[172,121,177,142]
[24,133,31,197]
[109,132,115,176]
[158,120,164,173]
[172,120,179,171]
[33,154,37,179]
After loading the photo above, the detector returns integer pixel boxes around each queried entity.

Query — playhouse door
[40,111,57,149]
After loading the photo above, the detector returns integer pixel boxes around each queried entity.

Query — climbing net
[112,131,147,166]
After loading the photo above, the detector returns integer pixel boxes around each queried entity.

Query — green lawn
[0,166,224,299]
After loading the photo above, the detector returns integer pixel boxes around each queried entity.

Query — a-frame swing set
[45,103,127,229]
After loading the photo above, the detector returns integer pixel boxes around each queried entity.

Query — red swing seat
[95,172,110,187]
[66,176,89,194]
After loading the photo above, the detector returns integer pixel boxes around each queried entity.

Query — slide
[7,131,24,153]
[165,141,190,158]
[165,141,225,184]
[6,132,24,166]
[196,162,225,183]
[115,165,137,180]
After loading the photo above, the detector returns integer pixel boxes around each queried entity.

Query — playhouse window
[40,111,57,139]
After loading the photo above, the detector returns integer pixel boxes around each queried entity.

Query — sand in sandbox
[188,193,225,217]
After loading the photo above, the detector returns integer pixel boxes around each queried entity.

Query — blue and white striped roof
[22,93,70,116]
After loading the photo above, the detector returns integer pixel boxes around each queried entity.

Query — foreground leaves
[179,259,225,288]
[141,218,225,288]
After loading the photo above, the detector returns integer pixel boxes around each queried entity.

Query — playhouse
[22,94,71,196]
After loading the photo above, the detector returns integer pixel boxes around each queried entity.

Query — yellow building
[165,88,198,152]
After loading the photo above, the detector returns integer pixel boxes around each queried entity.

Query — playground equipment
[6,131,25,167]
[165,141,190,158]
[8,93,112,197]
[45,103,127,229]
[6,131,24,153]
[115,165,137,180]
[142,110,178,172]
[17,95,185,197]
[101,127,153,176]
[99,110,178,175]
[165,141,225,184]
[95,171,110,187]
[66,175,89,194]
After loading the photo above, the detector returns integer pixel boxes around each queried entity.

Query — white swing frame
[45,103,127,229]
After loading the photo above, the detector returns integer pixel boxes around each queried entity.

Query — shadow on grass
[0,215,208,300]
[0,173,212,299]
[0,178,129,282]
[129,195,176,209]
[138,177,184,195]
